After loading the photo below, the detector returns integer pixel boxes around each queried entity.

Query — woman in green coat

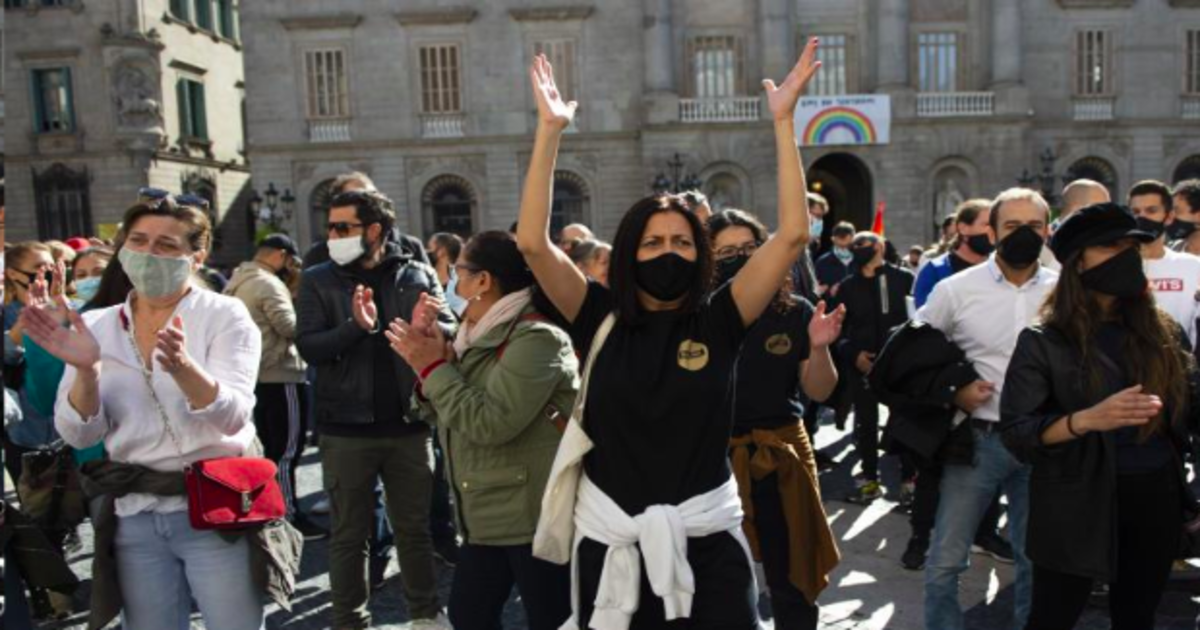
[388,230,578,630]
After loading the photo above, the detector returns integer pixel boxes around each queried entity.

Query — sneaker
[845,480,883,505]
[408,613,451,629]
[433,538,460,567]
[311,496,331,515]
[971,533,1015,564]
[901,536,929,571]
[293,515,329,541]
[899,479,917,509]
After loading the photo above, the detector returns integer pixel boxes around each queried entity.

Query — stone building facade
[240,0,1200,253]
[4,0,252,265]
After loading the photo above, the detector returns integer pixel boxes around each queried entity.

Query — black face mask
[966,233,995,256]
[996,226,1044,270]
[715,254,750,286]
[851,246,876,268]
[1081,247,1148,299]
[1136,216,1166,240]
[1167,219,1196,241]
[635,253,696,302]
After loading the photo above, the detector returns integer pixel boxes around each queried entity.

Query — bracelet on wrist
[1066,413,1084,438]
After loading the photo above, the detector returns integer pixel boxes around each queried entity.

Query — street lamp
[651,152,703,194]
[1016,147,1072,208]
[249,181,295,230]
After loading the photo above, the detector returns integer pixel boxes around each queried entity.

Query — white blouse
[55,288,261,517]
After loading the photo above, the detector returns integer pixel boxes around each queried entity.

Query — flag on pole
[871,201,886,236]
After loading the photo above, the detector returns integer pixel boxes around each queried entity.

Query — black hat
[258,233,299,257]
[1049,202,1156,264]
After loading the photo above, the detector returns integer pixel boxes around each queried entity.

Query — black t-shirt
[731,299,814,435]
[1095,323,1172,474]
[948,252,972,274]
[569,282,747,516]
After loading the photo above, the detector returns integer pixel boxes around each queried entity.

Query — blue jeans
[924,428,1032,630]
[115,511,264,630]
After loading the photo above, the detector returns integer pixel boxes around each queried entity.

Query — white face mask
[328,236,365,266]
[118,248,193,299]
[453,273,482,319]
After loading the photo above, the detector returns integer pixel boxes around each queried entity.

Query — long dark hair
[1040,252,1191,439]
[85,242,134,310]
[608,194,714,324]
[707,208,795,312]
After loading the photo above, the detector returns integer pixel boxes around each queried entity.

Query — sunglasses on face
[327,221,365,237]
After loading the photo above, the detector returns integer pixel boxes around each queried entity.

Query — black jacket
[296,242,454,427]
[833,263,915,362]
[869,322,980,461]
[1000,325,1200,581]
[814,251,853,289]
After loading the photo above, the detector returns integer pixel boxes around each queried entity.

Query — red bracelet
[419,359,447,382]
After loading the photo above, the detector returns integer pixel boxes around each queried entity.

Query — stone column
[644,0,674,93]
[759,0,792,84]
[991,0,1021,87]
[877,0,910,90]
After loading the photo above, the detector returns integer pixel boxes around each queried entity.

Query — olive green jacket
[414,304,579,546]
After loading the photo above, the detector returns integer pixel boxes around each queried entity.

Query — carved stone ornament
[113,61,165,134]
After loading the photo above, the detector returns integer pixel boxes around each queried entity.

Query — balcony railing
[916,92,995,118]
[420,113,466,138]
[308,118,351,143]
[1072,97,1115,121]
[1183,96,1200,120]
[679,97,761,123]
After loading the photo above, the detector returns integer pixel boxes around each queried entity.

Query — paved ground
[25,417,1200,629]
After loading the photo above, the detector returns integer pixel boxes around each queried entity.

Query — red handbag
[185,457,286,530]
[125,313,285,531]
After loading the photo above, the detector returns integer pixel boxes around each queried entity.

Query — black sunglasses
[327,221,365,237]
[137,187,211,210]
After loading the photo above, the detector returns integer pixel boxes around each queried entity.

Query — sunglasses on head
[327,221,365,237]
[137,188,211,210]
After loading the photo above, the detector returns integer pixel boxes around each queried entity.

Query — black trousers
[850,374,881,480]
[1025,466,1181,630]
[430,433,457,544]
[908,454,1004,543]
[577,532,757,630]
[448,543,570,630]
[253,382,308,517]
[754,472,820,630]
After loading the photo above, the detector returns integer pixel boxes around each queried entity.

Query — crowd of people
[4,41,1200,630]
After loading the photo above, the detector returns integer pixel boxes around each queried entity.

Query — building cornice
[168,59,208,75]
[1055,0,1133,7]
[508,6,595,22]
[247,129,641,155]
[17,48,82,61]
[279,14,363,31]
[395,8,478,26]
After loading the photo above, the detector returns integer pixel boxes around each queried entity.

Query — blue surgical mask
[834,246,853,264]
[811,218,824,238]
[445,272,469,318]
[74,276,102,303]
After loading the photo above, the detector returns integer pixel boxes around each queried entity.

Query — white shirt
[1144,248,1200,349]
[916,256,1059,422]
[55,288,261,517]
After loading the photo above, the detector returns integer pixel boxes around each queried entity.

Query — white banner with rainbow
[794,95,892,147]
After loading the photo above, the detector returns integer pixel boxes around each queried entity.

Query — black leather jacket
[1000,325,1200,581]
[296,243,455,427]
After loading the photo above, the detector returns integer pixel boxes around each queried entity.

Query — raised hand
[386,317,453,373]
[19,294,101,372]
[410,292,446,336]
[808,300,846,349]
[351,285,378,332]
[155,316,193,374]
[49,260,67,298]
[764,37,822,122]
[530,54,577,132]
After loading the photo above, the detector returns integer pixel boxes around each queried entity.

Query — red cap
[65,237,90,252]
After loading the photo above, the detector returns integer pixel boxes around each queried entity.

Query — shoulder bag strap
[568,313,616,431]
[124,317,188,467]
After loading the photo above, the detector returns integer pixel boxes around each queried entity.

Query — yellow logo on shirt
[677,340,710,371]
[766,334,793,355]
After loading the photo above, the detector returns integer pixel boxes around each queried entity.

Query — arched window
[704,172,743,211]
[552,171,590,236]
[1174,155,1200,184]
[1067,157,1118,197]
[309,178,336,240]
[34,163,92,240]
[422,175,475,238]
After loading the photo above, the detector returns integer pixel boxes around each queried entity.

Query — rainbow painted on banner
[802,106,878,145]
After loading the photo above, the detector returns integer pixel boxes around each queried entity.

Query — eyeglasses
[327,221,365,237]
[453,263,482,276]
[714,243,759,260]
